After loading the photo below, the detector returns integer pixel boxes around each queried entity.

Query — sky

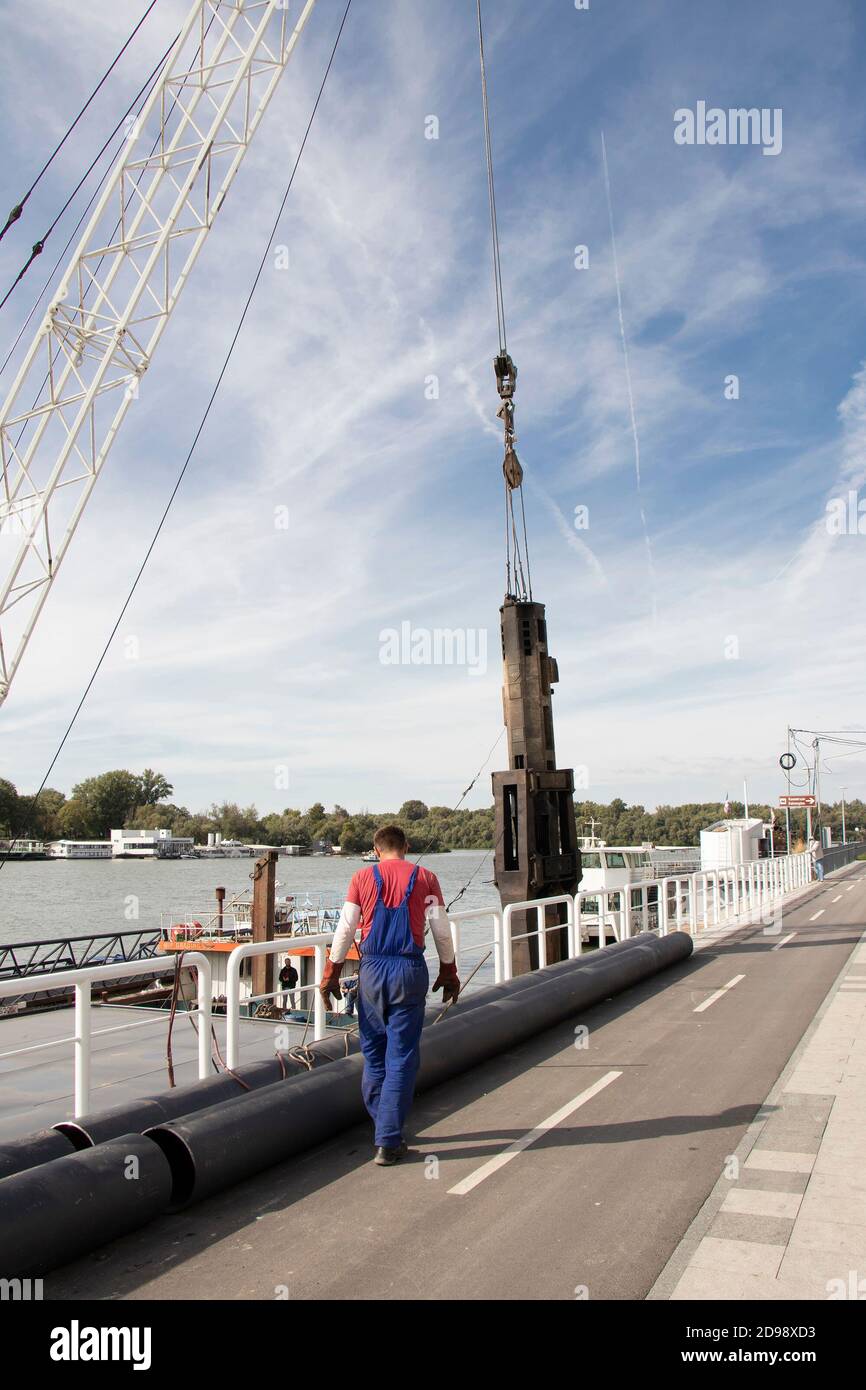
[2,0,866,818]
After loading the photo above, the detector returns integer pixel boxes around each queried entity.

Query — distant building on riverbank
[48,840,112,859]
[111,828,195,859]
[700,817,767,871]
[0,838,48,860]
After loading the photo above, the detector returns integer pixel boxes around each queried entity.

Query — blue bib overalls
[357,865,429,1148]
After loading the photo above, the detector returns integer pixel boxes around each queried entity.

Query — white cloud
[3,0,866,819]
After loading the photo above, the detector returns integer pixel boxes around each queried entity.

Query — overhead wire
[0,33,179,371]
[411,726,505,871]
[0,30,180,313]
[0,1,159,245]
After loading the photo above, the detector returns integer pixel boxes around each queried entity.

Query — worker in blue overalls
[320,824,460,1165]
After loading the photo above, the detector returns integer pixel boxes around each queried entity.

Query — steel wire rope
[0,2,159,247]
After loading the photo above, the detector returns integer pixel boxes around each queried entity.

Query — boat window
[581,852,601,869]
[606,852,626,868]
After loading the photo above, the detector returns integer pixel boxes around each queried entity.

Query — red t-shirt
[346,861,445,948]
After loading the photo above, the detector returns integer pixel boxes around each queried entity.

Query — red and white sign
[779,794,816,808]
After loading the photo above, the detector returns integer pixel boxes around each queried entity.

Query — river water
[0,851,500,948]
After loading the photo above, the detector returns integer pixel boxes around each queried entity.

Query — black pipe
[54,1055,289,1150]
[44,939,636,1158]
[148,931,692,1209]
[0,932,691,1274]
[0,1127,77,1180]
[0,1134,172,1279]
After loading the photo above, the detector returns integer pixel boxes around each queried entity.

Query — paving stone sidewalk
[662,934,866,1300]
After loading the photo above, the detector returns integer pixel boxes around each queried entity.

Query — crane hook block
[494,352,517,402]
[503,442,524,490]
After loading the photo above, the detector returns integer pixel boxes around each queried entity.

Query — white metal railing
[502,896,575,980]
[0,953,212,1116]
[439,908,503,987]
[441,850,813,984]
[225,933,332,1069]
[1,853,817,1112]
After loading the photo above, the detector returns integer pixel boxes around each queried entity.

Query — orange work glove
[319,957,344,1009]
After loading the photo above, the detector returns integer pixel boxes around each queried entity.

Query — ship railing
[160,903,341,943]
[0,954,213,1117]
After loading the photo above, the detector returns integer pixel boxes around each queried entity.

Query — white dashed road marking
[693,974,746,1014]
[447,1071,623,1196]
[772,933,796,951]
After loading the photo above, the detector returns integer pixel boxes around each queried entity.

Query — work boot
[374,1141,408,1166]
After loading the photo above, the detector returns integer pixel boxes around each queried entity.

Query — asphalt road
[47,866,865,1301]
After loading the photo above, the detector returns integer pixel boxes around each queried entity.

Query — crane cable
[0,32,179,339]
[0,0,355,870]
[0,1,159,246]
[477,0,506,356]
[476,0,532,600]
[4,14,211,476]
[0,28,179,313]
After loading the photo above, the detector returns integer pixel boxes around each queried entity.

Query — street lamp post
[841,787,848,846]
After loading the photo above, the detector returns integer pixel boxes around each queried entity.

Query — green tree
[209,802,263,840]
[137,769,173,806]
[57,797,98,839]
[26,788,67,840]
[71,771,143,837]
[400,799,429,822]
[124,803,177,831]
[0,779,18,836]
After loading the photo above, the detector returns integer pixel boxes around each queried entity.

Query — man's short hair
[373,824,408,854]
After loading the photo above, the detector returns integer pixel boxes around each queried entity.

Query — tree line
[1,773,861,853]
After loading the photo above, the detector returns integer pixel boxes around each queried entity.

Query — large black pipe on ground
[3,942,622,1181]
[1,1048,346,1182]
[0,1134,173,1278]
[0,1127,78,1181]
[0,932,692,1272]
[29,969,565,1164]
[148,931,692,1209]
[54,1055,290,1151]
